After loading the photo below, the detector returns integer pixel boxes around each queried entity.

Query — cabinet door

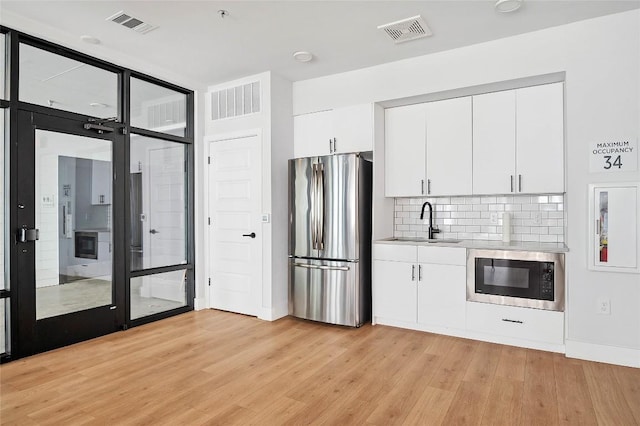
[332,104,373,154]
[384,103,427,197]
[516,83,564,193]
[417,264,466,329]
[373,260,417,323]
[91,160,112,205]
[293,110,333,158]
[473,91,516,195]
[425,97,472,196]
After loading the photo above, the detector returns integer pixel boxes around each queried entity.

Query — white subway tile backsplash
[393,194,566,244]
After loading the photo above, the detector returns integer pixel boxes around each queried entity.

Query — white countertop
[375,237,568,253]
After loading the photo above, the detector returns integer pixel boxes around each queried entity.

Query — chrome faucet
[420,201,441,239]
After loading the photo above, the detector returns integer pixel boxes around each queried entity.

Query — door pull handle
[149,229,159,234]
[242,232,256,238]
[17,226,39,243]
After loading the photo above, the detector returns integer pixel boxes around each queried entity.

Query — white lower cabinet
[466,302,564,347]
[373,260,416,323]
[373,244,466,331]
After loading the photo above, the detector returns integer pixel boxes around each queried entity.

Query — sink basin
[387,237,461,244]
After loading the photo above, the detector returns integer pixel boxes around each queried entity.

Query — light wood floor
[1,310,639,425]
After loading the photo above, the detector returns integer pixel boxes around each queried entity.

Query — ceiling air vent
[378,15,432,44]
[210,81,261,121]
[106,11,157,34]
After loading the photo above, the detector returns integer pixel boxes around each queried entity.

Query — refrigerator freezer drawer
[289,258,366,327]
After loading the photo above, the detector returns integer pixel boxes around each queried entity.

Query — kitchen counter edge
[375,237,569,253]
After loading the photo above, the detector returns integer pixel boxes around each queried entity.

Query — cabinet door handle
[418,265,422,281]
[427,179,431,195]
[421,179,425,195]
[333,137,337,153]
[510,175,514,193]
[329,139,333,153]
[502,318,523,324]
[411,265,416,281]
[518,175,522,192]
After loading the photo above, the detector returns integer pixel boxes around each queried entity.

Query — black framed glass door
[14,111,125,356]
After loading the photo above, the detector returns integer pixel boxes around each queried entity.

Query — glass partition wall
[2,28,194,360]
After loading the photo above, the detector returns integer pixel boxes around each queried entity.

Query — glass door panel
[35,130,113,319]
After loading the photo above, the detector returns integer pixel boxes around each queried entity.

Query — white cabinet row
[385,82,564,197]
[373,243,565,351]
[293,104,373,158]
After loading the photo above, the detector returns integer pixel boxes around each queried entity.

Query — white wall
[203,71,293,321]
[293,10,640,366]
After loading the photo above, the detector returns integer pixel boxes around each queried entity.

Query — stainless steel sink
[387,237,461,244]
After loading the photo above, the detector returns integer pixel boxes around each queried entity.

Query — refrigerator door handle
[311,163,319,250]
[293,262,350,272]
[316,162,325,251]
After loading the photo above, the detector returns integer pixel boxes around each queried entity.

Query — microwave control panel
[540,262,554,300]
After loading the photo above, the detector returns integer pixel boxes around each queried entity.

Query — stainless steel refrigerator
[288,153,372,327]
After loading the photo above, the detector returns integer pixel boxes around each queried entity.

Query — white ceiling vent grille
[106,11,157,34]
[210,81,261,121]
[378,15,432,44]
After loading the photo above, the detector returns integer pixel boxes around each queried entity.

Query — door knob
[149,229,159,234]
[242,232,256,238]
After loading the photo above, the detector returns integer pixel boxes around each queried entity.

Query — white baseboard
[258,305,289,321]
[565,340,640,368]
[193,297,207,311]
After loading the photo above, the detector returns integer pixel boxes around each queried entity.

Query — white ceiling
[1,1,639,89]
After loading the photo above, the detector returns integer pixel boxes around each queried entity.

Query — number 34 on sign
[589,139,638,173]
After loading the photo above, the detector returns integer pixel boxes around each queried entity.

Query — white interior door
[147,146,186,268]
[208,135,262,316]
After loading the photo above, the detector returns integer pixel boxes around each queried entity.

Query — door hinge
[121,127,128,135]
[208,278,211,286]
[208,156,211,165]
[208,217,211,225]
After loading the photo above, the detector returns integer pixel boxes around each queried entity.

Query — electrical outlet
[533,212,542,224]
[490,212,498,224]
[597,298,611,315]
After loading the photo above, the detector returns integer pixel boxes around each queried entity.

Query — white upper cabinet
[384,103,427,197]
[473,83,564,195]
[516,83,564,194]
[293,103,373,158]
[293,110,333,158]
[473,90,517,195]
[425,97,473,196]
[91,160,112,205]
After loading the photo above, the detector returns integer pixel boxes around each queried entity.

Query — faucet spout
[420,201,441,239]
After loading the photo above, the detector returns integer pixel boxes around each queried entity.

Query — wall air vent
[106,11,157,34]
[210,81,261,121]
[378,15,432,44]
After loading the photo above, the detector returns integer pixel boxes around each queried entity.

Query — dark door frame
[2,26,196,361]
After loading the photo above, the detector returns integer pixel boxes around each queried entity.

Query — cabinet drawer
[466,302,564,345]
[373,244,417,262]
[417,246,465,265]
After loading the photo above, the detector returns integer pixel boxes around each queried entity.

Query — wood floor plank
[1,310,638,426]
[520,350,560,425]
[480,378,523,426]
[583,362,638,426]
[612,365,640,424]
[553,356,598,425]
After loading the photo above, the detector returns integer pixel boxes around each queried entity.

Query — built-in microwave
[75,231,98,260]
[467,249,565,312]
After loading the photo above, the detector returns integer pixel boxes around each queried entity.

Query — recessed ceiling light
[293,51,313,63]
[495,0,523,13]
[80,35,101,45]
[89,102,109,108]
